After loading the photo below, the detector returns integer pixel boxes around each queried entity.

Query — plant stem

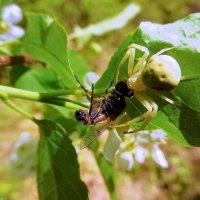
[0,85,88,109]
[0,85,85,99]
[0,91,35,120]
[0,85,113,109]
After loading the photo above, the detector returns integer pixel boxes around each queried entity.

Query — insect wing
[79,134,100,149]
[79,124,110,149]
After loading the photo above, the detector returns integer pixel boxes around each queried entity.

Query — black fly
[75,81,134,148]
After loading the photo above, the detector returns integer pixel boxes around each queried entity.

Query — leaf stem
[0,85,88,109]
[0,85,85,99]
[0,92,35,120]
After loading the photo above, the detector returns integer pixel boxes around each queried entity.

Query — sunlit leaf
[37,119,88,200]
[21,13,77,88]
[11,67,62,92]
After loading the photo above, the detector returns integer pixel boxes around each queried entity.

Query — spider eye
[141,55,181,90]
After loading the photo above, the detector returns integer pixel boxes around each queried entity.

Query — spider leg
[88,84,95,122]
[116,44,151,82]
[129,44,149,75]
[116,47,136,82]
[74,75,88,93]
[112,93,158,132]
[151,46,175,58]
[133,94,158,132]
[158,94,174,104]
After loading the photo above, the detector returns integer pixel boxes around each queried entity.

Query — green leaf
[68,49,91,85]
[173,78,200,112]
[21,13,77,88]
[160,104,200,146]
[96,14,200,146]
[11,67,62,92]
[37,119,88,200]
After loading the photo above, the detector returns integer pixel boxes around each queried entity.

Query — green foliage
[11,66,62,92]
[21,13,77,88]
[1,8,200,200]
[37,119,88,200]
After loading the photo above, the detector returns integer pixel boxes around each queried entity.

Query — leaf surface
[37,120,88,200]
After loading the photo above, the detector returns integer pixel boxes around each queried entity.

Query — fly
[75,80,134,148]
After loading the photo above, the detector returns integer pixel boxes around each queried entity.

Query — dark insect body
[75,81,133,126]
[74,81,134,148]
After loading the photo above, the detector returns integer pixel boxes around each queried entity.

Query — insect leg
[88,84,94,119]
[74,75,88,93]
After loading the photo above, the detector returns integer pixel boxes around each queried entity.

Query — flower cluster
[9,132,37,176]
[0,4,24,44]
[103,129,169,171]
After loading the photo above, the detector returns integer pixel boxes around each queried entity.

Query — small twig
[0,55,40,67]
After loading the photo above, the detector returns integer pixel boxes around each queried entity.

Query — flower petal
[84,72,100,90]
[8,25,25,38]
[103,129,122,162]
[136,130,151,143]
[152,144,168,168]
[134,146,148,163]
[0,25,24,42]
[151,130,166,140]
[118,152,134,171]
[2,4,23,24]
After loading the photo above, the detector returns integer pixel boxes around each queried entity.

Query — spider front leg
[116,44,150,82]
[150,46,175,58]
[112,93,158,133]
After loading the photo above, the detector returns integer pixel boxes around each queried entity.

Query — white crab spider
[113,43,181,132]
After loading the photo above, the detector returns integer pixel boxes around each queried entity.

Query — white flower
[151,129,166,140]
[151,144,168,168]
[103,129,122,162]
[14,131,31,148]
[84,71,100,90]
[0,4,24,44]
[135,130,168,168]
[136,130,151,143]
[134,146,148,164]
[103,129,169,170]
[118,152,134,171]
[2,4,23,24]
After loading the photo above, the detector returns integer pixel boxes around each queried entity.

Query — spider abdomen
[141,55,181,90]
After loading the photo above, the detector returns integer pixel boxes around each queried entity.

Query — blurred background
[1,0,200,199]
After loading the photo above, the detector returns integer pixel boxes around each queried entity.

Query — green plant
[0,10,200,200]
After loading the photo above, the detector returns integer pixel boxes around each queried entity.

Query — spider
[75,43,181,148]
[112,43,181,132]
